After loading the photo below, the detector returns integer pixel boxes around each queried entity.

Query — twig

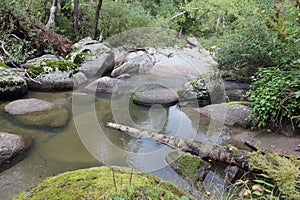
[111,168,117,191]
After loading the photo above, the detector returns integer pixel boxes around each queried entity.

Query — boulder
[0,132,26,172]
[21,54,60,68]
[71,72,88,88]
[25,58,80,92]
[186,36,199,47]
[85,76,122,94]
[224,80,250,101]
[166,150,211,191]
[111,54,154,77]
[0,64,27,100]
[150,47,217,81]
[4,98,69,128]
[73,43,115,77]
[72,37,99,50]
[194,103,252,128]
[12,166,192,200]
[132,85,178,106]
[178,73,226,107]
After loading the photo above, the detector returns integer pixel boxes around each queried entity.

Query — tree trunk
[73,0,79,34]
[106,122,250,169]
[92,0,103,40]
[46,0,58,30]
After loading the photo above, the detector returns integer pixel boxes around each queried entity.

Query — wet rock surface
[132,85,178,106]
[4,98,69,128]
[85,76,122,94]
[195,104,252,128]
[0,132,26,172]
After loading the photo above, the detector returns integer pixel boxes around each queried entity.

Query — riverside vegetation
[0,0,299,199]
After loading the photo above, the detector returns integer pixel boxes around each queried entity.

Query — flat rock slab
[133,85,178,106]
[195,104,252,128]
[4,98,69,128]
[0,132,25,170]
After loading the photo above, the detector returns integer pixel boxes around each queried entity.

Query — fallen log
[106,122,250,169]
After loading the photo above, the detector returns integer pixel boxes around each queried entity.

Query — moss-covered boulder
[12,166,194,200]
[0,63,27,100]
[166,150,211,191]
[4,98,69,128]
[25,57,81,91]
[68,41,115,77]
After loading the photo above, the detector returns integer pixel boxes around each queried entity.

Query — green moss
[167,150,205,183]
[66,50,90,64]
[223,101,251,106]
[249,151,300,199]
[132,94,140,104]
[0,67,26,88]
[189,72,220,87]
[0,62,9,69]
[177,84,185,93]
[28,60,78,77]
[12,166,193,200]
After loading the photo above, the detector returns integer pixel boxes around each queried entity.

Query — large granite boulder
[25,57,81,91]
[0,132,26,172]
[69,40,115,77]
[4,98,69,128]
[178,73,226,107]
[195,103,252,128]
[111,54,154,77]
[132,84,178,106]
[85,76,122,94]
[150,47,217,81]
[0,63,27,100]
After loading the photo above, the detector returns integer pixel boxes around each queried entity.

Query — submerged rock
[132,84,178,106]
[111,54,154,77]
[85,76,122,94]
[166,150,211,191]
[4,98,69,128]
[0,64,27,100]
[0,132,26,172]
[195,103,252,128]
[12,166,193,200]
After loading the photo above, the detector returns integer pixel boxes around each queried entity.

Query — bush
[247,67,300,129]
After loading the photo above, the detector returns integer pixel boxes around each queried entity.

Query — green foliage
[247,67,300,129]
[0,66,26,88]
[248,151,300,199]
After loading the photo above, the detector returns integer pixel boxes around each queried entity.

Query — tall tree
[92,0,103,40]
[46,0,58,29]
[73,0,79,34]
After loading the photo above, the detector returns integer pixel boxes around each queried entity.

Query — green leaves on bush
[247,67,300,129]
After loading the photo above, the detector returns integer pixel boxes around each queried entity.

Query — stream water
[0,74,230,199]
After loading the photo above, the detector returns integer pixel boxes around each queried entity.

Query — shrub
[247,67,300,129]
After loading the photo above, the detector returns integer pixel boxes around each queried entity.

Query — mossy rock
[166,150,211,191]
[26,60,79,92]
[12,166,194,200]
[0,66,27,100]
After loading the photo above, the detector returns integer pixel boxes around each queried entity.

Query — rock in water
[0,132,26,172]
[111,54,154,77]
[0,64,27,100]
[178,73,226,107]
[69,41,115,77]
[85,76,122,94]
[195,104,252,128]
[25,57,80,91]
[132,84,178,106]
[4,98,69,128]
